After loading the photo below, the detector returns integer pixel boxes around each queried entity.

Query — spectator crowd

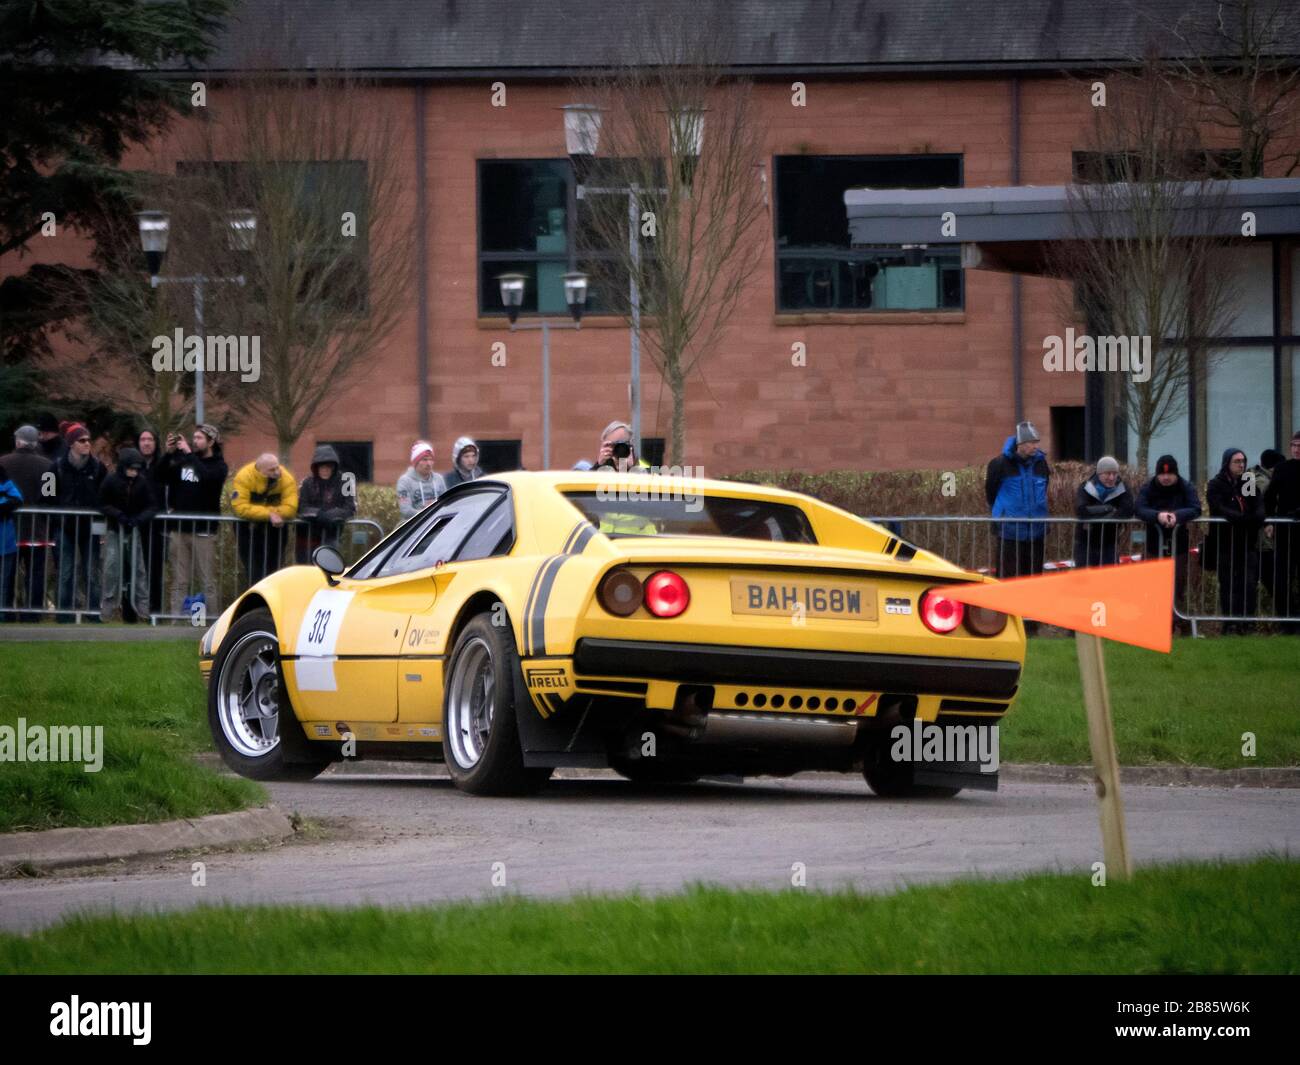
[0,414,485,624]
[1,410,1298,635]
[984,421,1300,634]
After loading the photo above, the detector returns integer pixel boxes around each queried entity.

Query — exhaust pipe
[697,711,861,748]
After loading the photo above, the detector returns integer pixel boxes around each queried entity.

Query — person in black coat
[98,448,159,622]
[296,444,356,562]
[133,427,168,618]
[159,424,229,619]
[1135,455,1201,630]
[1205,447,1265,633]
[1073,456,1135,567]
[36,412,66,464]
[1264,430,1300,629]
[54,423,107,621]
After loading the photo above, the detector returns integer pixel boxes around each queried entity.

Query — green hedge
[725,461,1152,520]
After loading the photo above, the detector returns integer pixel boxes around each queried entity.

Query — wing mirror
[313,544,345,586]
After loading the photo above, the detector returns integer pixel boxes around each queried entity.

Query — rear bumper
[572,638,1021,700]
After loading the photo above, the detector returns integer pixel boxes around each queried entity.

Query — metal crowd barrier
[1,508,385,626]
[865,515,1300,635]
[4,508,1295,633]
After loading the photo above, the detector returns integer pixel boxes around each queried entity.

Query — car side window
[376,490,501,578]
[455,496,515,561]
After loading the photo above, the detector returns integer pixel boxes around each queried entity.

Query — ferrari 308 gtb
[200,472,1024,797]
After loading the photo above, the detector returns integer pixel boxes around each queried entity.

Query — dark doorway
[1051,406,1085,462]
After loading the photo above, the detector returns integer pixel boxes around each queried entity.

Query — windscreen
[563,491,817,543]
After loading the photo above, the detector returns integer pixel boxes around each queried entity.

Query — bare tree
[48,183,217,442]
[176,68,415,458]
[1050,59,1242,473]
[1168,0,1300,177]
[574,5,768,464]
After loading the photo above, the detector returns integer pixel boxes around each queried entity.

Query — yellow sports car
[200,472,1025,797]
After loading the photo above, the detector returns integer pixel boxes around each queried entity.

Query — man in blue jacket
[986,422,1051,634]
[0,464,23,619]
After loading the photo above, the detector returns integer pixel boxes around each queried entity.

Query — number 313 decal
[294,590,356,691]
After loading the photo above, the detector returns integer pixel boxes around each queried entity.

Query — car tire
[442,611,551,796]
[208,608,331,782]
[862,757,961,799]
[609,756,700,785]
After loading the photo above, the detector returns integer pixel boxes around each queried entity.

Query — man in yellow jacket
[231,453,298,586]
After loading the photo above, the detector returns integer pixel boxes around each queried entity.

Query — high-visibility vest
[598,512,658,535]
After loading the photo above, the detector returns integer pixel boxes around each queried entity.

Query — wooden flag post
[1073,630,1132,880]
[938,559,1173,884]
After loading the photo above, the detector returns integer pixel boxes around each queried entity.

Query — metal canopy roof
[844,178,1300,274]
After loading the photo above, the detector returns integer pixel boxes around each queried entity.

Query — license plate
[729,577,878,620]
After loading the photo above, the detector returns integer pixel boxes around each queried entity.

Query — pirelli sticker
[526,663,575,718]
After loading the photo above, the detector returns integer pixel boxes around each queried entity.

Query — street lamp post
[498,270,588,470]
[562,103,701,459]
[136,209,256,425]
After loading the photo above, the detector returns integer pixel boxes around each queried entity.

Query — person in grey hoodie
[397,440,446,521]
[443,436,484,489]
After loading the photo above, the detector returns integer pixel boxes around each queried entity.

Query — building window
[477,160,620,316]
[774,154,963,312]
[474,438,522,473]
[318,441,372,482]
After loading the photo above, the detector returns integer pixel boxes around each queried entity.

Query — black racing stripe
[527,524,595,657]
[529,554,569,657]
[571,522,596,554]
[883,537,899,555]
[522,556,556,657]
[561,521,584,554]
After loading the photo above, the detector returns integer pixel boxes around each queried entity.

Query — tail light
[644,570,690,618]
[964,605,1008,637]
[919,588,963,634]
[597,569,643,616]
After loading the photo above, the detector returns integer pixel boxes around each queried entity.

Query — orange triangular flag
[942,558,1175,653]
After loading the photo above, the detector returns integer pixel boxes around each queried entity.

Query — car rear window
[563,491,817,543]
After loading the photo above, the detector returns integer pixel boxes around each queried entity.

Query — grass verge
[1,633,1294,832]
[1,859,1295,973]
[1007,635,1300,768]
[0,642,265,833]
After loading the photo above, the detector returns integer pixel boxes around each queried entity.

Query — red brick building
[11,0,1300,486]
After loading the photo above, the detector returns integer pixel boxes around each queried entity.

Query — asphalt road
[1,771,1297,933]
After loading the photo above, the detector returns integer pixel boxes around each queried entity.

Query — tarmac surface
[1,769,1296,933]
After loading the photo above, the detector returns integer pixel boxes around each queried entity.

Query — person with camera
[591,420,656,535]
[594,421,649,473]
[160,424,228,620]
